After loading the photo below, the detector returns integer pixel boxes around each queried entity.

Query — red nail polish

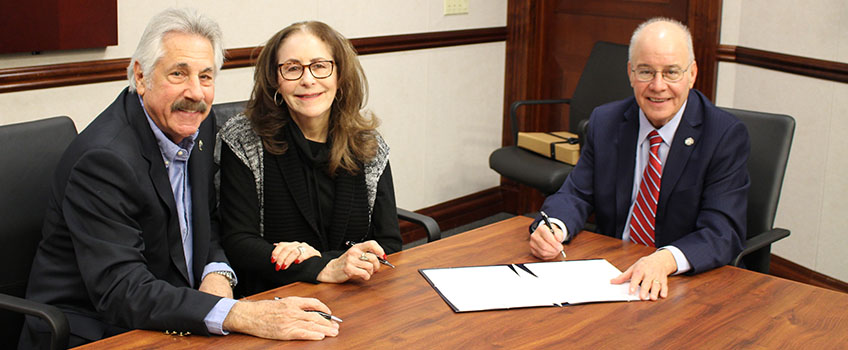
[294,259,300,264]
[383,254,387,260]
[281,264,287,270]
[271,256,276,263]
[275,264,280,271]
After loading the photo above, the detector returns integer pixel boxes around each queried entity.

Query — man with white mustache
[20,8,338,349]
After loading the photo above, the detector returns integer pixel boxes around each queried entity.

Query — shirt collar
[637,99,687,147]
[139,95,198,166]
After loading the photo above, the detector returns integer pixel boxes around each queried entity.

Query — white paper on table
[520,260,640,304]
[419,259,640,312]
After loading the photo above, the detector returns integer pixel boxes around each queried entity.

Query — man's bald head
[629,18,694,64]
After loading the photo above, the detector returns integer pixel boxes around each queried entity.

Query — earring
[274,90,283,106]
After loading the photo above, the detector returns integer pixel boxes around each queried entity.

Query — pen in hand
[540,211,567,259]
[375,255,396,268]
[274,297,343,322]
[345,241,396,268]
[307,310,343,323]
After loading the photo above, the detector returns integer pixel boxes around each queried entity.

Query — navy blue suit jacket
[538,89,749,273]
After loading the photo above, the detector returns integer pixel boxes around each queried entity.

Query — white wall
[0,0,507,211]
[717,0,848,281]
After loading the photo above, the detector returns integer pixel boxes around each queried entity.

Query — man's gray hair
[628,17,695,63]
[127,8,224,92]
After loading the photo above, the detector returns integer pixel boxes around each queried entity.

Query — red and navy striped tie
[629,130,663,247]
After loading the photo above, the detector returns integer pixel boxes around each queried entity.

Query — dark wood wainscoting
[0,27,506,94]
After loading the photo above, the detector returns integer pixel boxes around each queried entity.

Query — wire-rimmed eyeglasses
[631,61,693,83]
[278,60,334,81]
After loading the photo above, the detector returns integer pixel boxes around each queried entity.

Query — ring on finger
[297,246,305,256]
[653,279,661,285]
[359,252,369,261]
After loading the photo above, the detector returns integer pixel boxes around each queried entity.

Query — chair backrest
[212,100,248,131]
[0,117,77,346]
[721,107,795,272]
[568,41,633,132]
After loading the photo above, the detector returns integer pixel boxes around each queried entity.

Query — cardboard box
[517,131,580,165]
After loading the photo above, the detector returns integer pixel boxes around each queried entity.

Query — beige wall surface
[718,0,848,281]
[0,0,508,211]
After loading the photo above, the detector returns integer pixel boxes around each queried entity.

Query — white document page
[521,260,639,304]
[419,265,558,311]
[420,259,640,312]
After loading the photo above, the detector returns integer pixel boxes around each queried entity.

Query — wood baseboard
[769,254,848,294]
[399,187,504,243]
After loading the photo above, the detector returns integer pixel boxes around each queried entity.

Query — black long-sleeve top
[219,124,402,297]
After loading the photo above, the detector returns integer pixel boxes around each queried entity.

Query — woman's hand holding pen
[529,221,566,260]
[271,241,321,271]
[317,240,385,283]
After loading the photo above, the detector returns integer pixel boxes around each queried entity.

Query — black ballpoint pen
[307,310,344,323]
[345,241,396,268]
[375,255,396,268]
[540,211,567,259]
[274,297,343,322]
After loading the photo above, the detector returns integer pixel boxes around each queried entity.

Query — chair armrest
[509,99,572,143]
[397,208,441,243]
[0,293,69,350]
[576,118,590,147]
[731,228,791,267]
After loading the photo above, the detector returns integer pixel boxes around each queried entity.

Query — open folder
[419,259,640,312]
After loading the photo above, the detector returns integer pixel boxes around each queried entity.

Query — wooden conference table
[77,216,848,349]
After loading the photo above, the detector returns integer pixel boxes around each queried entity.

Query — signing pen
[375,255,396,268]
[274,297,344,322]
[345,241,396,268]
[308,310,344,323]
[540,211,566,259]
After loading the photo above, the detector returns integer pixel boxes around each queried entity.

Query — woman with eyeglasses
[218,21,402,296]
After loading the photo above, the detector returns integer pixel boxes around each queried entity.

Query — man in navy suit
[529,18,749,301]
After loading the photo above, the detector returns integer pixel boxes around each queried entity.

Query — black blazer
[22,88,227,347]
[538,90,750,273]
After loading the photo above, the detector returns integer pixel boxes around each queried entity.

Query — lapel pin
[198,139,204,151]
[684,137,695,146]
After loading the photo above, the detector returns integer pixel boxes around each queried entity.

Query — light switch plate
[444,0,469,15]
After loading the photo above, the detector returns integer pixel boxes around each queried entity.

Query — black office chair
[489,41,633,196]
[725,108,794,274]
[397,208,441,244]
[211,101,441,244]
[0,117,76,350]
[211,100,249,129]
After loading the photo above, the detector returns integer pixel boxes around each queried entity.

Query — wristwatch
[211,270,237,288]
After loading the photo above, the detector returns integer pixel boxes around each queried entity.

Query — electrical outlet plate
[444,0,469,15]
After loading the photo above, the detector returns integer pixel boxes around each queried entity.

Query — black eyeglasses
[277,60,334,81]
